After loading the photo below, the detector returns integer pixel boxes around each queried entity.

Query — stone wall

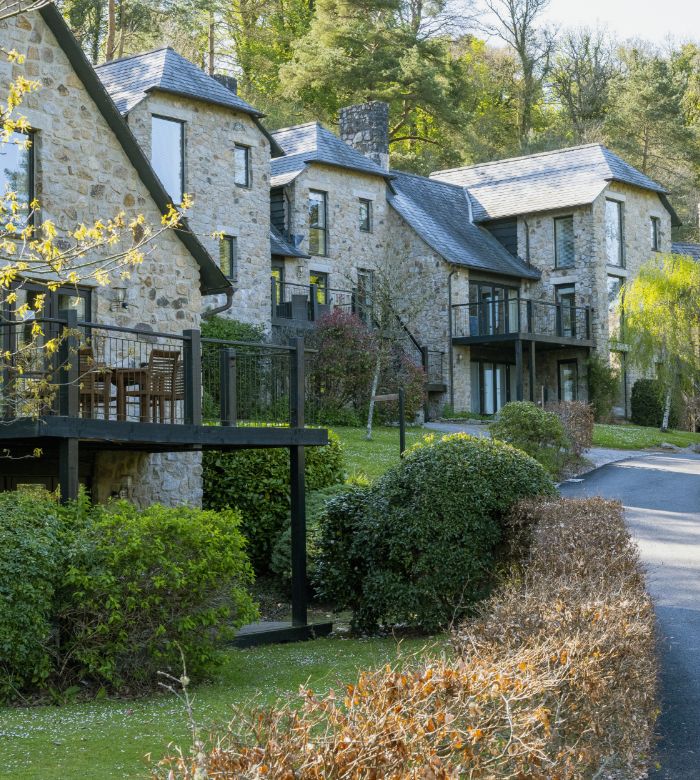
[126,93,272,330]
[0,11,206,505]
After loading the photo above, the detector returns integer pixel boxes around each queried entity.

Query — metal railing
[451,298,591,341]
[271,278,355,324]
[0,311,311,428]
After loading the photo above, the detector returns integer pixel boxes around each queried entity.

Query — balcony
[271,278,355,327]
[451,298,592,347]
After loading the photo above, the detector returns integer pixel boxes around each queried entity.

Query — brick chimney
[339,101,390,170]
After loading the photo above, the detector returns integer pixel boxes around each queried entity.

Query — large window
[605,198,624,267]
[650,216,661,251]
[0,130,34,225]
[234,144,250,187]
[308,190,327,256]
[359,198,372,232]
[151,116,184,204]
[219,235,238,280]
[607,275,624,336]
[558,360,578,401]
[554,215,574,268]
[468,282,519,336]
[309,271,328,305]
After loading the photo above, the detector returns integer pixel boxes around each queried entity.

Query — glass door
[479,361,512,414]
[556,285,576,338]
[558,360,578,401]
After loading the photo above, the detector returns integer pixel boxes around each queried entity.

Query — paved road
[560,453,700,779]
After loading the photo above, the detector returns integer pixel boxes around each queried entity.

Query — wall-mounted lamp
[111,286,128,311]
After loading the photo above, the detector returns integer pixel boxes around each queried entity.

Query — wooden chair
[124,348,180,423]
[78,347,113,420]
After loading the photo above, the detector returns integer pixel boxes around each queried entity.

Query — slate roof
[271,227,308,258]
[388,171,540,280]
[96,47,262,117]
[672,242,700,261]
[431,144,680,225]
[270,122,389,187]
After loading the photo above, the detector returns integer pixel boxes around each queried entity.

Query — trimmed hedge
[203,430,345,573]
[631,378,680,428]
[315,433,556,631]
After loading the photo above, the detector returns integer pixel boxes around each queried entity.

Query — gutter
[202,287,234,319]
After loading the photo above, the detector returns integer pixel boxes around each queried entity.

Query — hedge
[631,378,681,428]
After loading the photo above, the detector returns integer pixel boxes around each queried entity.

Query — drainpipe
[448,268,455,410]
[523,218,531,266]
[202,287,234,319]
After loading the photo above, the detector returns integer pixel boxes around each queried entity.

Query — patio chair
[78,346,113,420]
[124,348,180,423]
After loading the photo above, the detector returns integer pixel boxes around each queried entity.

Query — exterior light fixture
[111,286,128,311]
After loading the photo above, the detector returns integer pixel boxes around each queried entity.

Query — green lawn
[593,422,700,450]
[332,425,430,481]
[0,636,443,780]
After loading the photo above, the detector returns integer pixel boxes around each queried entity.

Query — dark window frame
[557,358,579,402]
[650,216,661,251]
[234,143,251,188]
[151,114,186,205]
[359,198,372,232]
[308,189,328,256]
[553,214,575,268]
[219,234,238,281]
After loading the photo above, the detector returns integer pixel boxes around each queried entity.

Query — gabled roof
[271,227,309,258]
[96,47,262,117]
[270,122,390,187]
[388,171,540,280]
[672,242,700,261]
[431,144,680,226]
[38,4,230,295]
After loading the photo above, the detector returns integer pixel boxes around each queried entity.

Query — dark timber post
[58,309,80,504]
[289,336,307,627]
[183,329,202,425]
[220,348,236,426]
[399,387,406,456]
[529,342,536,403]
[420,346,430,421]
[515,339,524,401]
[309,283,318,321]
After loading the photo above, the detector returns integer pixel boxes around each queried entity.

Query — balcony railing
[451,298,591,342]
[0,311,312,429]
[271,278,356,325]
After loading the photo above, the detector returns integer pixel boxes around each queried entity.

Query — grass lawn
[0,636,444,780]
[332,425,430,481]
[593,423,700,450]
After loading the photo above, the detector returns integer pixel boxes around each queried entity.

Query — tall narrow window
[308,190,327,256]
[555,284,576,337]
[234,144,250,187]
[558,360,578,401]
[554,215,574,268]
[359,198,372,232]
[356,268,374,324]
[219,235,238,280]
[310,271,328,304]
[605,198,624,266]
[650,216,661,251]
[151,116,184,204]
[271,261,285,304]
[0,130,34,225]
[607,275,624,337]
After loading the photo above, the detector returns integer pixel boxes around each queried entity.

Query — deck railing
[451,298,591,341]
[271,278,356,325]
[0,311,312,428]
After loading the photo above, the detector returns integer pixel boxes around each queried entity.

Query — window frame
[0,128,36,227]
[605,198,625,267]
[553,214,575,268]
[558,359,579,402]
[234,143,251,188]
[151,114,185,205]
[309,270,328,305]
[650,216,661,251]
[308,189,328,256]
[359,198,372,233]
[219,234,238,281]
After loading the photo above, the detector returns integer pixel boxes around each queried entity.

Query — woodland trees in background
[58,0,700,239]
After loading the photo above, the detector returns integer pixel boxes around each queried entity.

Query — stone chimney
[339,101,390,170]
[213,74,238,95]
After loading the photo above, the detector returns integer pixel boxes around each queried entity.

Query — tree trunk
[208,12,215,75]
[661,388,672,431]
[105,0,116,62]
[365,354,381,441]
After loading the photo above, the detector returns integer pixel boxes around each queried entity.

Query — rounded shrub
[56,501,258,692]
[203,430,345,572]
[315,434,556,632]
[0,491,61,700]
[630,378,680,428]
[491,401,570,475]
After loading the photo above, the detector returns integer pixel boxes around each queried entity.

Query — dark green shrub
[56,501,257,691]
[269,483,353,587]
[0,491,61,700]
[203,430,345,572]
[587,354,620,422]
[373,355,426,424]
[631,379,680,428]
[491,401,570,475]
[315,434,556,632]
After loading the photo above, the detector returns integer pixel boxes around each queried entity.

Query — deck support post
[58,438,79,503]
[289,337,307,627]
[183,329,202,425]
[529,341,536,403]
[515,339,524,401]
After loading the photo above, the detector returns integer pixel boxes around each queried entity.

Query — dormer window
[151,115,184,204]
[0,130,34,226]
[234,144,251,187]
